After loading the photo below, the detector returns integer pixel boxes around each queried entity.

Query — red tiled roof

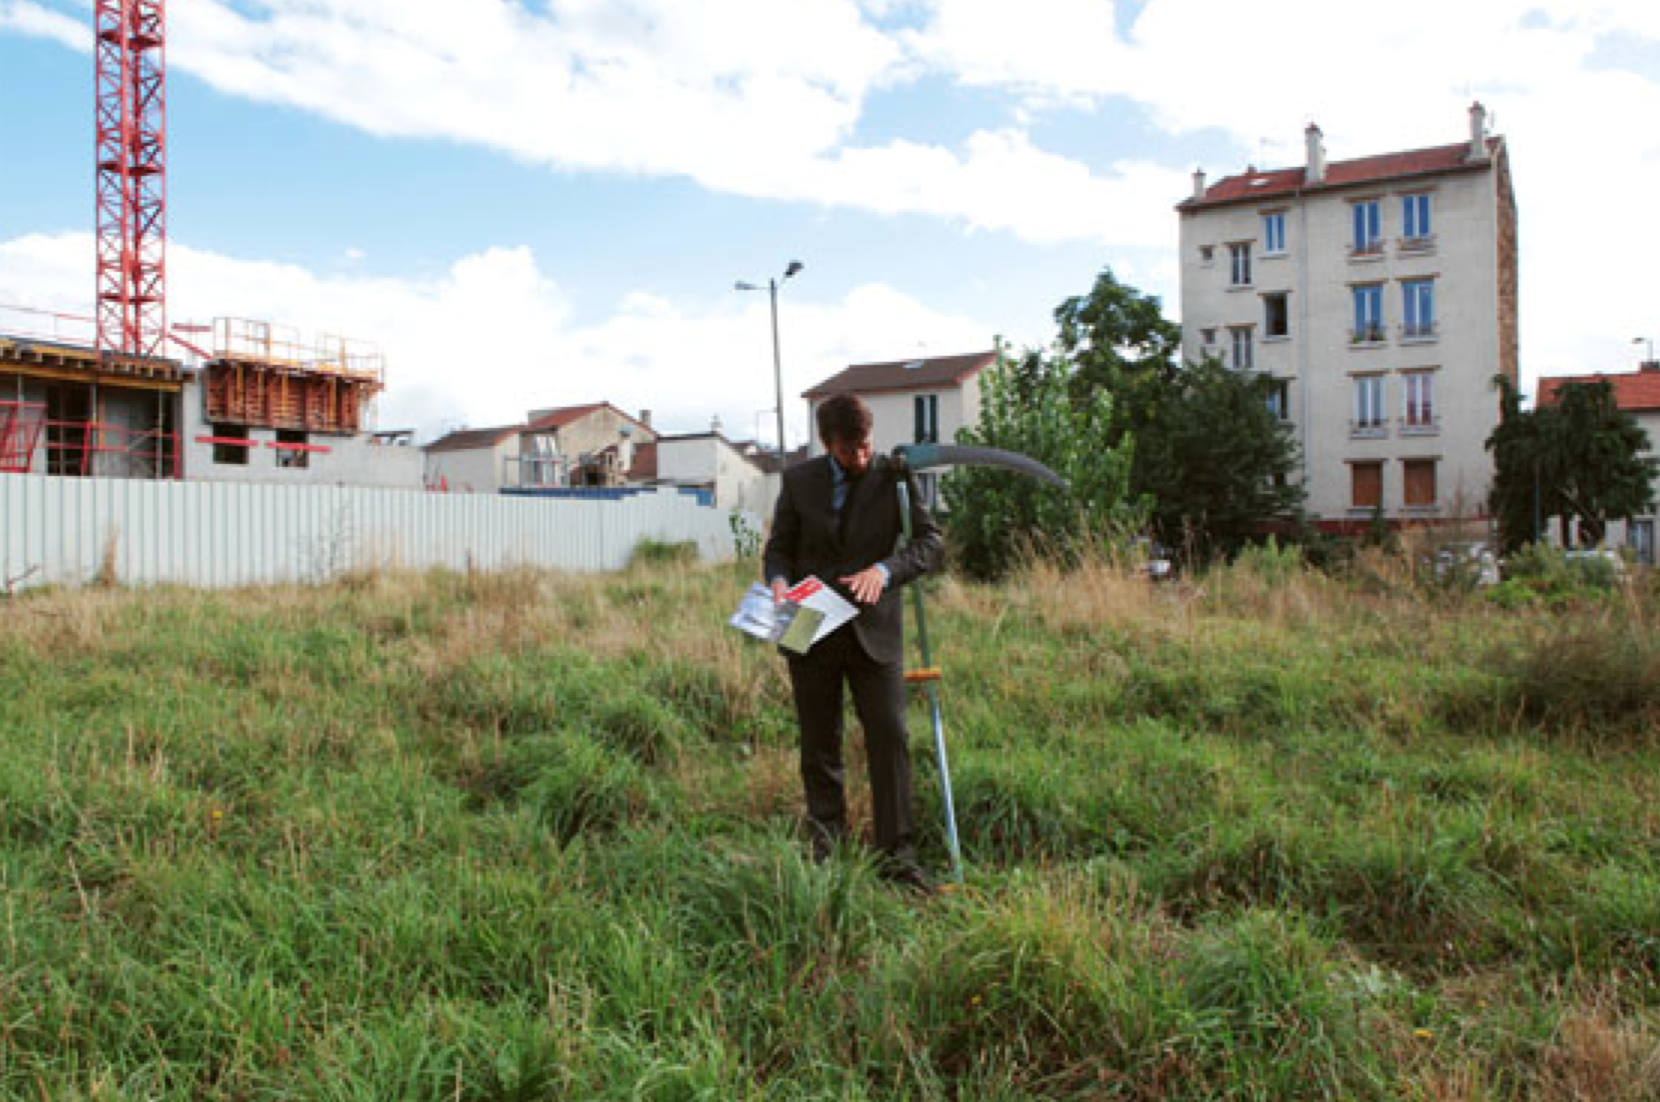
[1537,369,1660,412]
[425,423,521,453]
[1179,138,1500,210]
[527,401,655,439]
[804,350,996,400]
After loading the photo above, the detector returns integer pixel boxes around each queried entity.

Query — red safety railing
[41,418,179,479]
[1,400,47,473]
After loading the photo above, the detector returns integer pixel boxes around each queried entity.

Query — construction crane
[94,0,166,360]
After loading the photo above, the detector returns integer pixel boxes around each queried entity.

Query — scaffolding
[202,318,385,435]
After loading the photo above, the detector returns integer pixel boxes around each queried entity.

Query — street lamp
[735,260,803,462]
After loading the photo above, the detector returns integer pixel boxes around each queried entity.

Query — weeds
[1,554,1657,1098]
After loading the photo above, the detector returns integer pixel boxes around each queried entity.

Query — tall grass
[0,551,1657,1098]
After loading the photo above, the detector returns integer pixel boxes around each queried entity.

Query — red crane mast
[94,0,166,359]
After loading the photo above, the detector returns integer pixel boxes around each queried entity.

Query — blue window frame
[1230,326,1254,369]
[1263,212,1286,254]
[1402,193,1432,240]
[1402,280,1435,338]
[1351,200,1381,254]
[1354,375,1385,429]
[1352,285,1383,341]
[1229,243,1252,285]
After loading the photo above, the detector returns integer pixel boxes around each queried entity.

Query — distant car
[1433,541,1499,587]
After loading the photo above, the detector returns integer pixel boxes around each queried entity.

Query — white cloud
[0,232,996,446]
[0,0,84,51]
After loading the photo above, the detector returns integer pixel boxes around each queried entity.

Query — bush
[629,539,698,568]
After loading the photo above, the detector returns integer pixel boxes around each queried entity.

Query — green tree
[1133,356,1304,559]
[942,344,1141,580]
[1052,267,1183,438]
[1487,376,1657,551]
[1052,266,1302,560]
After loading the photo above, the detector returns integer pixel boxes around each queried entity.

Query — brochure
[728,575,858,654]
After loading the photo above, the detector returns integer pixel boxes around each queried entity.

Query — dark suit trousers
[786,626,915,860]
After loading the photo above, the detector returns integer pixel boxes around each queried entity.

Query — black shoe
[879,860,938,896]
[806,821,847,864]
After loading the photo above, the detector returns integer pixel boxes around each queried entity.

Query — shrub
[629,539,698,569]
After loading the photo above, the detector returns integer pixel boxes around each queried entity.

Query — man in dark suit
[763,393,943,889]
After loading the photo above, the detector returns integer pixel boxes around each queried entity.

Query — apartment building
[1176,104,1518,530]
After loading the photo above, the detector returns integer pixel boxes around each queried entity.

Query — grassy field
[1,550,1657,1100]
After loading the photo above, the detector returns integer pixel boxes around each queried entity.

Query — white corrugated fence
[1,474,748,591]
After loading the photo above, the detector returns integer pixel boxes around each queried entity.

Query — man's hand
[839,565,887,605]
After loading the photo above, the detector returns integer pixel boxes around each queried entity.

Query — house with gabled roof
[423,402,655,492]
[802,350,997,506]
[1536,363,1660,564]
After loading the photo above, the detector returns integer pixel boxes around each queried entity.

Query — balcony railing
[1349,419,1388,439]
[1350,325,1386,345]
[1398,234,1436,253]
[1400,415,1440,436]
[1349,238,1384,258]
[1400,321,1438,341]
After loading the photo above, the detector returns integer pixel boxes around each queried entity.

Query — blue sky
[3,0,1658,445]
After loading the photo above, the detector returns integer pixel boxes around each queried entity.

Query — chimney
[639,408,652,427]
[1191,168,1206,200]
[1305,123,1326,184]
[1468,101,1487,160]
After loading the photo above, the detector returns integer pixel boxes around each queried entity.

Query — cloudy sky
[2,0,1658,444]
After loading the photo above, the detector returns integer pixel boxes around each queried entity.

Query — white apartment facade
[1177,104,1518,531]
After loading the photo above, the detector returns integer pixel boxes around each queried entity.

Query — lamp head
[784,260,804,280]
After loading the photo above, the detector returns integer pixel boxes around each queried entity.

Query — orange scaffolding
[202,317,384,434]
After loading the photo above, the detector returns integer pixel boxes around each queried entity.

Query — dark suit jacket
[762,454,943,665]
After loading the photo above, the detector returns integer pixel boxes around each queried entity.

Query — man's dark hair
[816,393,873,446]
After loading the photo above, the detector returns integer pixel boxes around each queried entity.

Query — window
[1263,292,1289,338]
[1402,280,1435,339]
[275,429,310,470]
[1630,519,1656,566]
[916,472,940,509]
[1199,244,1215,265]
[1200,327,1216,347]
[1403,459,1437,507]
[1351,200,1382,255]
[212,423,250,466]
[1262,212,1286,254]
[1229,242,1252,286]
[914,393,940,443]
[1353,375,1385,431]
[1230,326,1254,370]
[1352,284,1384,342]
[1401,193,1432,242]
[1351,461,1383,509]
[1265,379,1290,421]
[1402,371,1436,430]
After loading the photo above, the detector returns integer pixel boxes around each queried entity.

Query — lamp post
[735,260,803,463]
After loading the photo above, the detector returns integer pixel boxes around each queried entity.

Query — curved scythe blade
[894,443,1068,490]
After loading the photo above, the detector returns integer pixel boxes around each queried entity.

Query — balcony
[1400,415,1440,437]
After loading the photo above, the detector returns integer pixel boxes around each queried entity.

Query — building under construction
[1,308,420,487]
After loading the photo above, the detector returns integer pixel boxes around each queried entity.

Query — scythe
[889,443,1068,884]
